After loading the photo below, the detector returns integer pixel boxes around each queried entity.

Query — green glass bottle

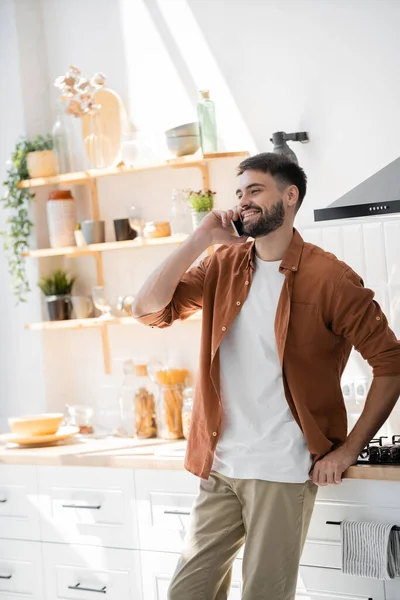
[197,90,218,154]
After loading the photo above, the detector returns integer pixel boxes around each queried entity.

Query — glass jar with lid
[149,366,188,439]
[118,360,158,438]
[182,387,194,440]
[133,364,158,439]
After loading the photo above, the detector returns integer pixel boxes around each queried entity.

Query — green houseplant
[1,135,54,303]
[37,269,76,321]
[186,189,216,229]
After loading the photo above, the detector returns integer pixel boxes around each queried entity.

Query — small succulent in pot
[186,189,216,228]
[37,269,76,321]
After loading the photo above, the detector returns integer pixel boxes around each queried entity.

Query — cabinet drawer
[297,565,385,599]
[37,466,138,548]
[43,543,142,600]
[0,465,40,540]
[304,479,400,567]
[135,470,199,552]
[0,539,43,598]
[140,551,242,600]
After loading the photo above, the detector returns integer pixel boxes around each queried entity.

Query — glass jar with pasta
[149,365,189,439]
[132,364,158,439]
[182,387,194,440]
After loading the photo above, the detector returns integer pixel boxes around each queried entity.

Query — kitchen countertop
[0,436,400,481]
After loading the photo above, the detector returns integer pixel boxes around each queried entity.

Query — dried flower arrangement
[54,66,106,117]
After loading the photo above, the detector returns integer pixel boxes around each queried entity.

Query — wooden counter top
[1,436,400,481]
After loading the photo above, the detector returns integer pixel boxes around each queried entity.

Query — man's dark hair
[237,152,307,212]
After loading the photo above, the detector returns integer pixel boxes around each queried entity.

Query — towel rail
[326,520,400,531]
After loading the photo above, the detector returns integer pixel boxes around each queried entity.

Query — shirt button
[376,316,381,321]
[212,431,217,437]
[292,266,297,271]
[236,301,241,306]
[222,326,227,332]
[245,280,249,285]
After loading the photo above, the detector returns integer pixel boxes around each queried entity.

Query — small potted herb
[186,189,216,229]
[37,269,76,321]
[25,135,56,179]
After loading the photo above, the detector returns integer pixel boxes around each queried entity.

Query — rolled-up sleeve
[331,267,400,376]
[135,255,211,329]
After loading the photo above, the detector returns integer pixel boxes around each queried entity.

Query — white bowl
[165,122,199,138]
[8,413,64,437]
[166,135,200,157]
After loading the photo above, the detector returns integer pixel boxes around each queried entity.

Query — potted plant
[1,135,54,303]
[186,189,216,229]
[37,269,76,321]
[26,135,57,178]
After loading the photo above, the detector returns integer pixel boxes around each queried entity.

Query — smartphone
[231,216,245,237]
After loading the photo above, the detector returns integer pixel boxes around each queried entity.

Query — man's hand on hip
[310,445,358,486]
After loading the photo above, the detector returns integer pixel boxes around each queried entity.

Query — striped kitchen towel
[341,520,400,579]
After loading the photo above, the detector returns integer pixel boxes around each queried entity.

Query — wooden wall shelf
[22,234,188,259]
[23,150,248,374]
[25,312,202,332]
[17,152,249,189]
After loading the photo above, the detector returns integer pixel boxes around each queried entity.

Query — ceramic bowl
[165,122,199,138]
[166,135,200,158]
[8,413,64,437]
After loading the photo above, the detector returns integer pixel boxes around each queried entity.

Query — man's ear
[287,185,299,209]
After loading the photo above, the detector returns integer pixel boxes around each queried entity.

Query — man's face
[236,170,289,238]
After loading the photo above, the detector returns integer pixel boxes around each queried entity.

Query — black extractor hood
[314,156,400,222]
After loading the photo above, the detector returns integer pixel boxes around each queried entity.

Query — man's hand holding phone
[196,209,247,247]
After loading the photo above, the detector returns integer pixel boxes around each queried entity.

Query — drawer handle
[0,575,12,580]
[62,504,102,510]
[164,509,191,516]
[326,520,400,531]
[68,583,106,594]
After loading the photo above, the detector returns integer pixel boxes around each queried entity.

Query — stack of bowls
[165,122,200,157]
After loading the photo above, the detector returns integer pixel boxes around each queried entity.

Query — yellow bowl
[8,413,64,437]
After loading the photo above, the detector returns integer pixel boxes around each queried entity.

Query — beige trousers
[168,472,317,600]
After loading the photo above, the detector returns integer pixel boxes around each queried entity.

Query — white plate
[1,426,79,447]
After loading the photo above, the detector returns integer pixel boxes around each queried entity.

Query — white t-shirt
[212,256,312,483]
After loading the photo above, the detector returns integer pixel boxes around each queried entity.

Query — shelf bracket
[100,325,111,374]
[172,160,210,190]
[93,253,104,286]
[87,178,100,221]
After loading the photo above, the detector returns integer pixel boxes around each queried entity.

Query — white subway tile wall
[303,217,400,438]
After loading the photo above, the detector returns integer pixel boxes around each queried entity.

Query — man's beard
[241,199,285,238]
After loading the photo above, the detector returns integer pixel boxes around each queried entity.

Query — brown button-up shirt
[138,229,400,479]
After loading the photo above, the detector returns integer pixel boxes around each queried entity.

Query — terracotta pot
[27,150,57,178]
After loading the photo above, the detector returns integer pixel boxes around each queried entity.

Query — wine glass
[92,286,112,320]
[128,206,145,240]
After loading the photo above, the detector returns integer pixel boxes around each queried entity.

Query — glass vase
[84,111,112,169]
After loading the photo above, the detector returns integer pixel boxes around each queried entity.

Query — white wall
[0,0,50,429]
[2,0,400,435]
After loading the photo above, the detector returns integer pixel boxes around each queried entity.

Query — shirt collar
[247,228,304,273]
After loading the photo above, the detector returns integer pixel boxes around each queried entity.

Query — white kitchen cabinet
[135,470,199,553]
[296,565,385,600]
[140,550,243,600]
[302,479,400,569]
[384,580,400,600]
[0,465,41,541]
[42,542,142,600]
[37,466,138,549]
[0,539,44,599]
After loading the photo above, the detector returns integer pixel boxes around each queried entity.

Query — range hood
[314,156,400,222]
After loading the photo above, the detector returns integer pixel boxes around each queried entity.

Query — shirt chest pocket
[287,302,318,347]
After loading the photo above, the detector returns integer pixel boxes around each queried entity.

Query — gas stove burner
[357,434,400,465]
[368,435,400,447]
